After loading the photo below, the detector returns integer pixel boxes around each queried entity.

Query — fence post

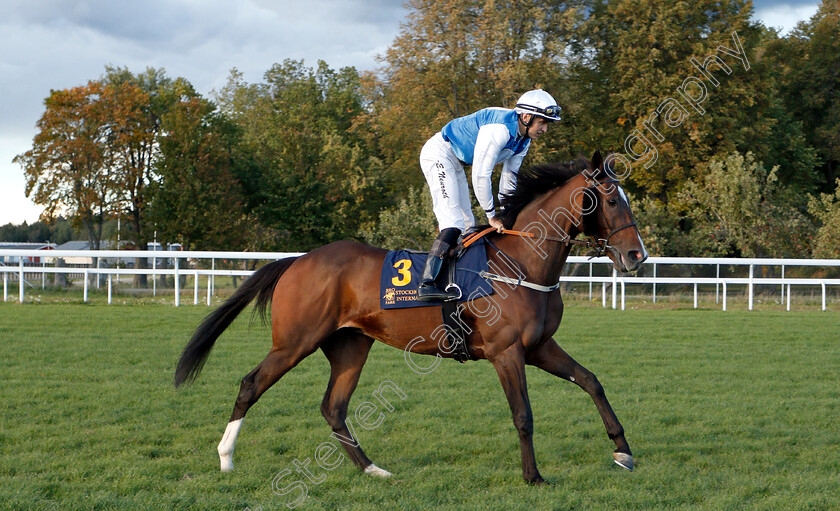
[693,283,698,309]
[715,264,720,304]
[602,280,607,308]
[652,263,657,303]
[786,283,791,311]
[42,260,46,289]
[108,274,112,304]
[55,258,67,288]
[207,273,212,306]
[589,262,593,301]
[3,271,7,302]
[19,259,24,303]
[152,255,157,297]
[194,270,199,305]
[781,264,785,302]
[211,258,215,298]
[83,269,89,302]
[748,264,754,311]
[612,267,617,310]
[620,280,625,311]
[821,282,826,311]
[722,281,727,311]
[174,257,180,307]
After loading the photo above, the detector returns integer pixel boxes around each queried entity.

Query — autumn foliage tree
[680,151,813,258]
[103,67,203,285]
[809,179,840,258]
[103,67,200,246]
[15,81,116,250]
[366,0,582,190]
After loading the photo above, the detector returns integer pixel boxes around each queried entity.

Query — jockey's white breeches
[420,133,475,233]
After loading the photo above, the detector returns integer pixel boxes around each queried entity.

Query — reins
[462,226,611,256]
[462,222,637,260]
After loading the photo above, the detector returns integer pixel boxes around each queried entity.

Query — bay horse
[174,151,648,484]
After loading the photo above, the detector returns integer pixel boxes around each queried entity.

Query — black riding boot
[417,228,461,302]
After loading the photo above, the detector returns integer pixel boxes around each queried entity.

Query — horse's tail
[174,256,300,388]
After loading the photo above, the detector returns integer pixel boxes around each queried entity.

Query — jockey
[417,89,562,301]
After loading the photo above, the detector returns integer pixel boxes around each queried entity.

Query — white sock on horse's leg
[218,418,244,472]
[363,463,392,478]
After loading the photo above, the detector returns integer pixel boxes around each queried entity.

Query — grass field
[1,302,838,510]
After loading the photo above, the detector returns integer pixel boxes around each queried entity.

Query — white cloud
[753,3,820,35]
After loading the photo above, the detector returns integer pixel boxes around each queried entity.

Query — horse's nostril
[628,250,642,262]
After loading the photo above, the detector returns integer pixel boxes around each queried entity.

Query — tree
[0,218,88,245]
[215,60,387,251]
[628,194,693,257]
[680,151,814,258]
[103,67,200,285]
[809,179,840,258]
[766,0,840,190]
[366,0,583,192]
[361,186,438,251]
[148,97,254,251]
[570,0,792,200]
[15,82,114,250]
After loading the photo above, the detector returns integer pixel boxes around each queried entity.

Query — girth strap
[441,300,474,362]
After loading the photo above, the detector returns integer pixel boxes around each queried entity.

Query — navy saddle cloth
[380,239,494,309]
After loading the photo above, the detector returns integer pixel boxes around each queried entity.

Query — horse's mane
[498,157,594,229]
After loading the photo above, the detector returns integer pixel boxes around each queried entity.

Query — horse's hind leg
[320,330,390,477]
[526,339,633,471]
[218,346,316,471]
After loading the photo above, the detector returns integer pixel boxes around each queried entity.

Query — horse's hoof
[524,471,546,485]
[220,454,234,472]
[363,464,392,478]
[613,452,634,471]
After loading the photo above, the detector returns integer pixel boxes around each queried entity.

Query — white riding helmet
[515,89,562,121]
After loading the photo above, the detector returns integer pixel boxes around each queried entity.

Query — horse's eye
[608,198,618,207]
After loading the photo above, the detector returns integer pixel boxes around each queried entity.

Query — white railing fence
[1,249,839,311]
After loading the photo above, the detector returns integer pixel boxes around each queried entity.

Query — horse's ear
[591,150,603,171]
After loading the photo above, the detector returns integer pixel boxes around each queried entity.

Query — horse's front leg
[490,342,544,484]
[526,338,634,471]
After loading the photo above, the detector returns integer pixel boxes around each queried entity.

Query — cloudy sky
[0,0,821,227]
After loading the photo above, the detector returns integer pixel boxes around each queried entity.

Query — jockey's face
[521,114,552,139]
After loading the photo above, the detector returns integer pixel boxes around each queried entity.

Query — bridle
[459,177,639,292]
[580,178,638,258]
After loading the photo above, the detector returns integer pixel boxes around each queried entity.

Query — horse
[174,150,648,484]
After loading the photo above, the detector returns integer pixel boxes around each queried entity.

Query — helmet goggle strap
[517,104,561,127]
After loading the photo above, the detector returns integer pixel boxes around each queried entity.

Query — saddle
[379,237,493,310]
[380,231,497,363]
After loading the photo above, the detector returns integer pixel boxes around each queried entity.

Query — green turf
[1,302,838,510]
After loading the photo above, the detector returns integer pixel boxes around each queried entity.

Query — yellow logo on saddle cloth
[383,288,396,305]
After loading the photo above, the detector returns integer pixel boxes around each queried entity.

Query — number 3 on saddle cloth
[379,238,495,310]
